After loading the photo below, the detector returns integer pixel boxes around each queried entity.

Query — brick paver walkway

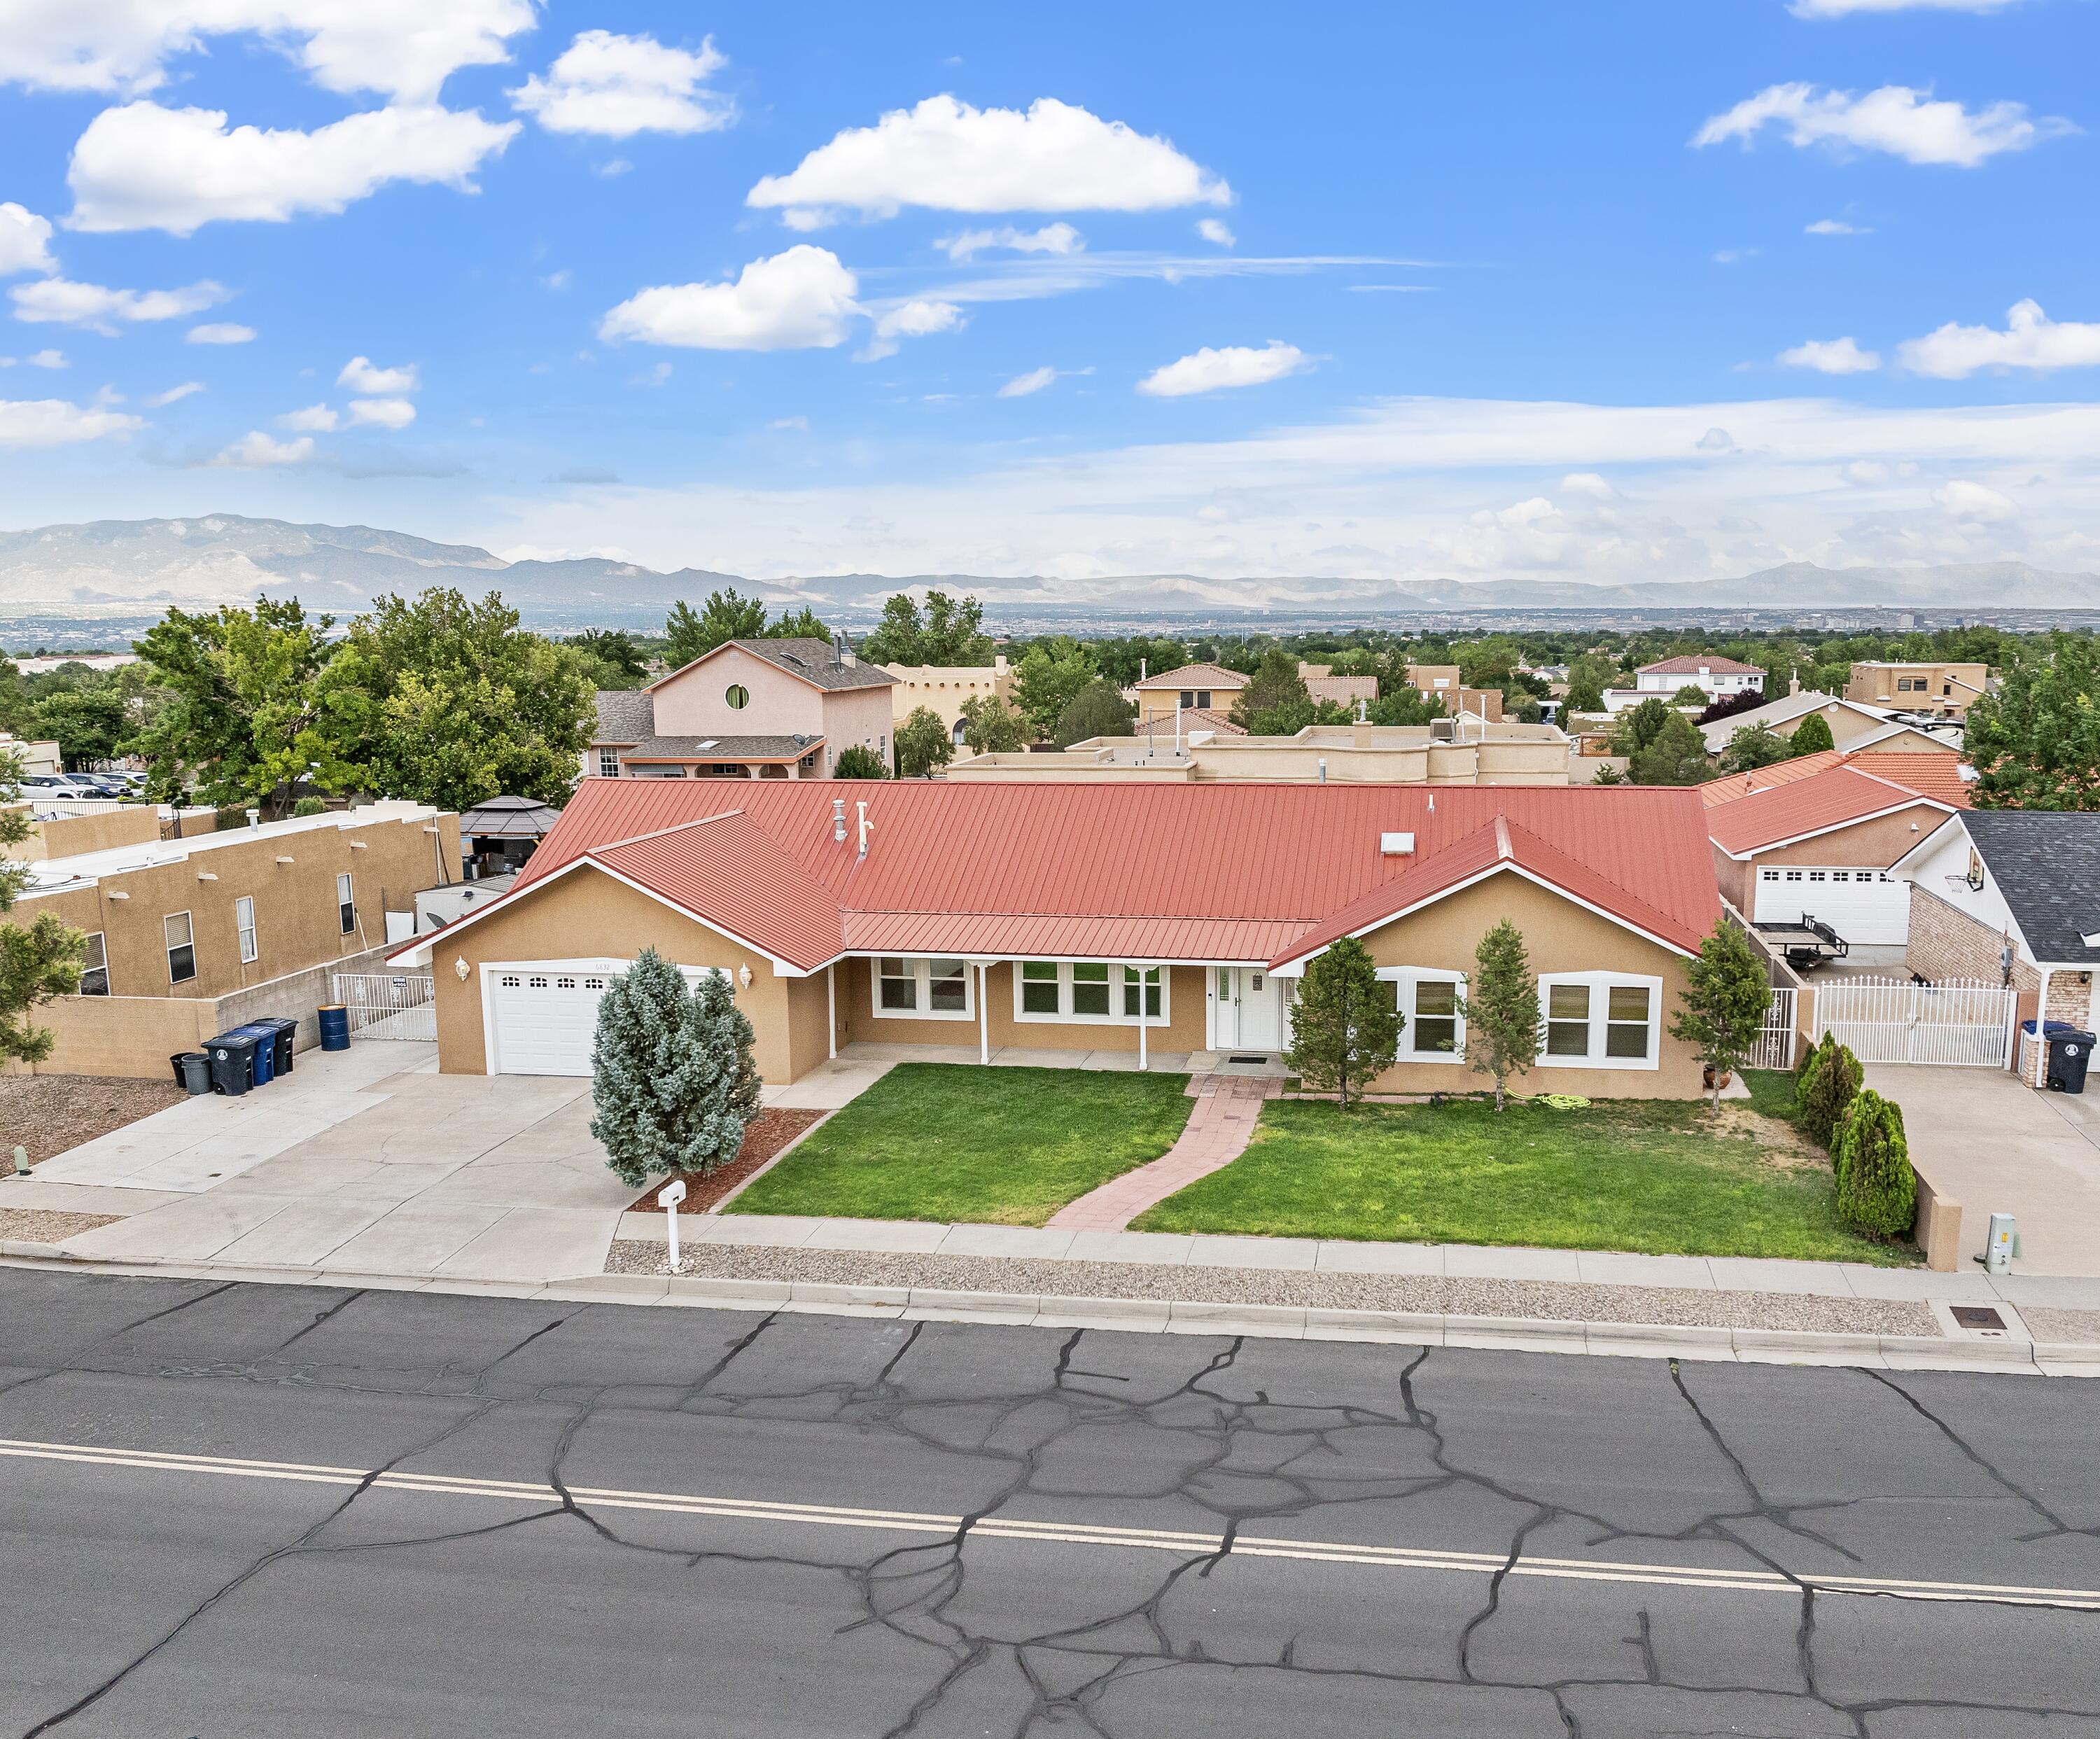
[1046,1076,1280,1232]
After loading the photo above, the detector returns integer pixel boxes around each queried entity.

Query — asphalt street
[4,1268,2100,1738]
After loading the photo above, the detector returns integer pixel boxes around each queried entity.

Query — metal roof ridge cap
[586,808,750,855]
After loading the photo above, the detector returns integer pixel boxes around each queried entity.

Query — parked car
[15,773,105,798]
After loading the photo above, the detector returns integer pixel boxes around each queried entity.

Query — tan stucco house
[884,656,1015,746]
[1845,662,1991,721]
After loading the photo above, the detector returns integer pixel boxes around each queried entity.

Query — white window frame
[869,955,975,1021]
[235,894,258,964]
[597,747,620,778]
[337,871,356,935]
[164,910,196,985]
[1535,971,1662,1070]
[78,930,109,996]
[1376,966,1466,1064]
[1012,960,1172,1026]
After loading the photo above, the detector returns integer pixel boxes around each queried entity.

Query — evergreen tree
[1231,648,1313,732]
[893,706,955,778]
[1630,710,1710,785]
[1613,696,1673,757]
[1833,1089,1916,1238]
[1786,711,1835,756]
[1670,921,1773,1112]
[1283,937,1400,1107]
[1459,919,1539,1112]
[590,950,760,1188]
[1717,723,1788,774]
[832,746,888,778]
[0,748,88,1065]
[1795,1036,1863,1150]
[1054,678,1135,746]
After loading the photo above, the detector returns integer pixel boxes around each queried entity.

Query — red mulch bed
[626,1108,827,1213]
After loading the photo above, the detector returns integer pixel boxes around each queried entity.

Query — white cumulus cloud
[937,222,1083,261]
[599,245,862,351]
[1933,480,2017,521]
[860,297,962,359]
[67,102,519,235]
[1136,341,1308,398]
[1197,217,1236,247]
[0,395,141,447]
[213,429,313,467]
[187,322,255,344]
[0,203,55,276]
[1897,300,2100,377]
[1693,83,2071,167]
[26,349,64,368]
[348,396,416,428]
[999,365,1060,398]
[0,0,536,102]
[339,356,420,393]
[1805,218,1868,235]
[1791,0,2019,13]
[279,403,340,431]
[748,95,1231,227]
[510,31,732,137]
[144,381,204,407]
[10,276,226,333]
[1779,336,1882,374]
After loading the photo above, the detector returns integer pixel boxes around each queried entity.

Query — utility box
[1984,1212,2017,1274]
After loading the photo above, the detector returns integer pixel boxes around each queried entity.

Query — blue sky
[1,0,2097,598]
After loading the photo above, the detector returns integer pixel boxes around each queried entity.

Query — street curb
[4,1248,2094,1376]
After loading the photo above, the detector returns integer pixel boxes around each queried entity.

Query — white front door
[1216,968,1283,1052]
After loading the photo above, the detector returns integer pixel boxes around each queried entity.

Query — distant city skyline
[0,1,2095,599]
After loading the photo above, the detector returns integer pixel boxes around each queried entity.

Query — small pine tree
[1796,1035,1863,1152]
[590,949,762,1188]
[1284,937,1401,1107]
[1788,711,1836,755]
[1670,921,1773,1113]
[1833,1089,1916,1238]
[1459,919,1539,1112]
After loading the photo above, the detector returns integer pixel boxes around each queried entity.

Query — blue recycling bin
[250,1015,298,1077]
[317,1005,351,1051]
[233,1024,275,1086]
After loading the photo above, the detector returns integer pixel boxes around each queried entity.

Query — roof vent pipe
[856,800,872,862]
[832,797,847,844]
[246,808,260,830]
[1317,757,1327,783]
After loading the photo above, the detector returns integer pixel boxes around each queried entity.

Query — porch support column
[978,963,990,1064]
[1138,967,1149,1072]
[827,963,836,1060]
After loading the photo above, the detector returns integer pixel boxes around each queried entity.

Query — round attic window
[725,684,750,709]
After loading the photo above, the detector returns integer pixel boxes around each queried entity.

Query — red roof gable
[1840,750,1972,809]
[479,779,1720,969]
[1704,765,1951,857]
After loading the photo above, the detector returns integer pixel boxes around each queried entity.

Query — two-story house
[1603,655,1764,714]
[1845,662,1990,721]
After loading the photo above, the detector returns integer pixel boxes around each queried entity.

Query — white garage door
[1753,866,1910,947]
[487,968,615,1076]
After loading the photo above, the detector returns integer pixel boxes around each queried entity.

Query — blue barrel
[317,1005,351,1051]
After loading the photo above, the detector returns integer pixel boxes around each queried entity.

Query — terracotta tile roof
[1133,662,1248,692]
[1700,750,1845,806]
[1700,747,1970,810]
[1306,675,1378,708]
[1639,654,1764,676]
[1704,764,1952,857]
[472,779,1719,970]
[1134,707,1244,739]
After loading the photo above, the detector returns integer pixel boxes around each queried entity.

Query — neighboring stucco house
[1133,663,1249,722]
[9,803,461,1077]
[389,780,1722,1098]
[1896,810,2100,1080]
[1603,654,1763,715]
[884,655,1015,745]
[1695,690,1958,759]
[1846,662,1990,721]
[583,636,899,780]
[1704,762,1959,947]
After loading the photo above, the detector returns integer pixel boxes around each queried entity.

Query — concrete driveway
[1865,1063,2100,1278]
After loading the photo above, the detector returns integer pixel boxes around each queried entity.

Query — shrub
[1788,712,1836,755]
[1797,1036,1863,1152]
[832,745,889,779]
[214,804,251,831]
[292,795,328,816]
[1833,1089,1916,1238]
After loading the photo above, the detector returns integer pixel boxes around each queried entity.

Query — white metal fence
[1812,976,2012,1068]
[1749,987,1798,1070]
[332,971,436,1041]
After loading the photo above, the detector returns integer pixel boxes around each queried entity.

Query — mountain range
[2,515,2096,625]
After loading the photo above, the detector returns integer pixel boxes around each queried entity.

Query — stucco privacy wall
[1356,870,1703,1098]
[429,865,804,1082]
[1,805,161,862]
[1711,804,1954,910]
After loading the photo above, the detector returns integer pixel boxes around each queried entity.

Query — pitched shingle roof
[624,734,822,762]
[592,688,654,743]
[647,638,899,695]
[1964,811,2100,965]
[1306,675,1378,708]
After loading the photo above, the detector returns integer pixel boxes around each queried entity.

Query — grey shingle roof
[1964,810,2100,964]
[728,638,898,690]
[624,734,824,762]
[592,688,654,743]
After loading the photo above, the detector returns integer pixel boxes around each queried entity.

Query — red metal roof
[1704,765,1950,857]
[1700,750,1845,806]
[1702,747,1970,813]
[496,779,1721,969]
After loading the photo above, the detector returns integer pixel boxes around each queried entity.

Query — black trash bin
[203,1028,265,1096]
[2045,1028,2094,1094]
[169,1052,212,1095]
[250,1016,298,1077]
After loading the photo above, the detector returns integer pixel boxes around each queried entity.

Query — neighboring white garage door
[1753,866,1911,947]
[486,967,615,1076]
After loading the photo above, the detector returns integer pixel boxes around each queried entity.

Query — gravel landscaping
[601,1238,1940,1336]
[0,1207,122,1243]
[0,1075,186,1167]
[2020,1307,2100,1345]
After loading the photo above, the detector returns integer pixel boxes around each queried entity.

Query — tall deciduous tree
[1459,919,1539,1112]
[1613,696,1672,757]
[1284,937,1401,1108]
[959,694,1028,753]
[590,950,760,1188]
[893,706,955,778]
[1014,638,1098,738]
[767,606,831,641]
[130,597,352,813]
[566,629,648,684]
[664,589,768,667]
[0,748,87,1066]
[319,589,594,811]
[1670,921,1772,1112]
[1717,723,1788,774]
[859,591,994,666]
[1630,711,1710,785]
[1964,635,2100,809]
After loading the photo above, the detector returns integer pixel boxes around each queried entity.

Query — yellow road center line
[4,1436,2094,1609]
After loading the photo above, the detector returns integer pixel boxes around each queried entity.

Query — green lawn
[1739,1068,1802,1126]
[1132,1095,1912,1265]
[727,1062,1195,1227]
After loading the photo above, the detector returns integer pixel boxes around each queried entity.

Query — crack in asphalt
[5,1274,2099,1738]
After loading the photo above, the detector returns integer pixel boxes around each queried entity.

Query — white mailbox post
[658,1178,687,1273]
